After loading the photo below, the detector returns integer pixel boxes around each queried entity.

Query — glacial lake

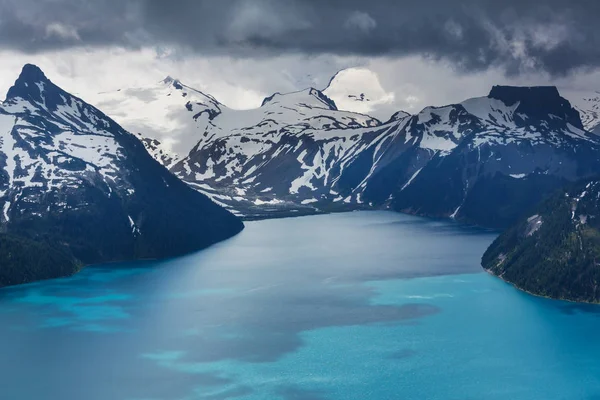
[2,211,600,400]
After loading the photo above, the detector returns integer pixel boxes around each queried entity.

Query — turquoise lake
[2,211,600,400]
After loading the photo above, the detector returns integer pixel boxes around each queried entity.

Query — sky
[0,0,599,122]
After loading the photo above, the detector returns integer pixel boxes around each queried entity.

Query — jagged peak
[17,64,48,83]
[2,64,121,132]
[5,64,51,102]
[384,110,411,124]
[260,87,338,110]
[161,75,184,90]
[159,76,223,108]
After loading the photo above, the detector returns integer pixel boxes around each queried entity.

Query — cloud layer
[1,0,599,75]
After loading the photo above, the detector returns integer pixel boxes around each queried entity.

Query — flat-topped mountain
[487,85,583,129]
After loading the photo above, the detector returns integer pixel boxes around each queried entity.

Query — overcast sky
[1,0,599,120]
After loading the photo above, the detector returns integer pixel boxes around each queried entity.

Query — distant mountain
[482,178,600,303]
[0,65,243,286]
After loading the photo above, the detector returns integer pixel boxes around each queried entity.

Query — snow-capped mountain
[0,64,243,285]
[169,83,600,228]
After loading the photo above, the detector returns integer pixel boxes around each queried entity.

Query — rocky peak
[261,87,338,111]
[162,76,184,90]
[4,64,72,113]
[488,85,583,129]
[5,64,50,102]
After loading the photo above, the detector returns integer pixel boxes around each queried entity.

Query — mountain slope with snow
[0,65,243,286]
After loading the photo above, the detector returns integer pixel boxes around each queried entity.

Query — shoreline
[483,268,600,306]
[0,225,245,291]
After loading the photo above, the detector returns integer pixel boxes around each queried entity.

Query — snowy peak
[162,75,183,88]
[488,85,583,129]
[11,63,47,82]
[160,75,222,106]
[415,104,477,131]
[5,64,55,106]
[2,64,122,142]
[159,75,224,122]
[385,110,411,124]
[261,88,338,111]
[407,104,483,152]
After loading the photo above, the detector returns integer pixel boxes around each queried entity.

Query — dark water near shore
[1,211,600,400]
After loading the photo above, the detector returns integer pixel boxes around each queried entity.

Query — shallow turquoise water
[1,211,600,399]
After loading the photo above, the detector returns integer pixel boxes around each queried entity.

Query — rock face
[482,179,600,303]
[487,86,583,129]
[0,64,243,286]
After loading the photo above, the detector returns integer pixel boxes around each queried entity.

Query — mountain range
[98,76,600,228]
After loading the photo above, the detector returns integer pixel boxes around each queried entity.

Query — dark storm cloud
[0,0,141,48]
[1,0,599,75]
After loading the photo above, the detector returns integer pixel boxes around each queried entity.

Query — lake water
[1,211,600,400]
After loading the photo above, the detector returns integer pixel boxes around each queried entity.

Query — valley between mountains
[2,63,600,302]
